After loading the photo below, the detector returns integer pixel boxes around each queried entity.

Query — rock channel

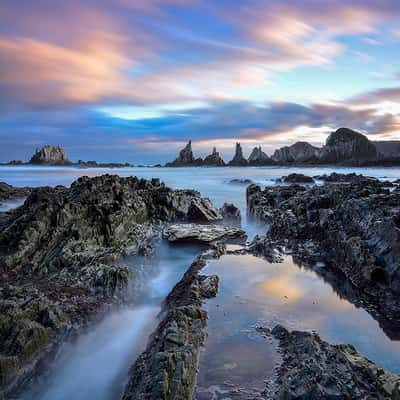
[0,174,224,395]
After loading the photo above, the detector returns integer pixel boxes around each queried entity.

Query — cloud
[349,87,400,105]
[1,96,398,163]
[2,0,400,110]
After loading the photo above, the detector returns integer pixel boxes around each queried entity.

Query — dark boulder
[219,202,241,220]
[279,173,314,184]
[265,325,400,399]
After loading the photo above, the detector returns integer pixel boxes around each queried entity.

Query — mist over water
[22,242,204,400]
[3,165,400,399]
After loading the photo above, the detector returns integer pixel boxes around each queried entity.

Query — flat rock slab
[163,223,246,243]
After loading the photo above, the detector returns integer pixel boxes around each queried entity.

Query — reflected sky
[196,253,400,399]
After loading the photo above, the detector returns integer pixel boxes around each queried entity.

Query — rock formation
[247,175,400,320]
[202,147,225,166]
[122,257,219,400]
[164,129,400,168]
[248,146,273,165]
[0,174,221,394]
[165,141,203,167]
[0,182,31,202]
[375,141,400,162]
[228,143,248,166]
[263,325,400,399]
[219,202,241,220]
[272,141,320,163]
[187,197,223,222]
[319,127,378,163]
[162,223,245,243]
[29,145,70,165]
[278,173,315,184]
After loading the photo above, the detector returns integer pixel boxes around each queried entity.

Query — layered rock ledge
[122,256,219,400]
[0,174,221,395]
[260,325,400,399]
[163,223,246,244]
[0,182,31,202]
[247,174,400,320]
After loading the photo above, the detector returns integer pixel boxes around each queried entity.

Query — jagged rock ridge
[272,141,320,163]
[202,147,225,166]
[165,141,203,166]
[248,146,273,165]
[228,143,248,166]
[0,174,222,394]
[29,145,70,165]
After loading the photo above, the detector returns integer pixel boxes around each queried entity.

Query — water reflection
[196,253,400,398]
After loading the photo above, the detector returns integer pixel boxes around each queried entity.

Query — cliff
[248,146,274,165]
[319,127,378,163]
[29,145,70,165]
[272,141,320,163]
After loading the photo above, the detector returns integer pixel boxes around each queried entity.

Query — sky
[0,0,400,163]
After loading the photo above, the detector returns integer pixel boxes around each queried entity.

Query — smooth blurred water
[3,165,400,399]
[2,165,400,238]
[22,242,204,400]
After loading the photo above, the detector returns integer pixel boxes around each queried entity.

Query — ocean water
[1,164,399,236]
[2,165,400,398]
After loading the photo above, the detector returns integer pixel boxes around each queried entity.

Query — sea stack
[166,140,203,166]
[272,142,320,163]
[248,146,273,165]
[29,145,70,165]
[319,127,378,164]
[203,147,225,166]
[228,143,248,166]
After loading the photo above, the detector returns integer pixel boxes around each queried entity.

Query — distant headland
[2,145,133,168]
[166,128,400,167]
[2,127,400,167]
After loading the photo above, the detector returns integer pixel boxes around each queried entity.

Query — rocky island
[166,127,400,167]
[2,145,134,168]
[29,145,71,165]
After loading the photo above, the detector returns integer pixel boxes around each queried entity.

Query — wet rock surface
[0,174,219,394]
[122,256,219,400]
[263,325,400,400]
[187,197,223,222]
[278,173,315,184]
[163,224,246,244]
[229,178,254,185]
[246,174,400,320]
[0,182,31,202]
[314,172,377,184]
[219,202,241,221]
